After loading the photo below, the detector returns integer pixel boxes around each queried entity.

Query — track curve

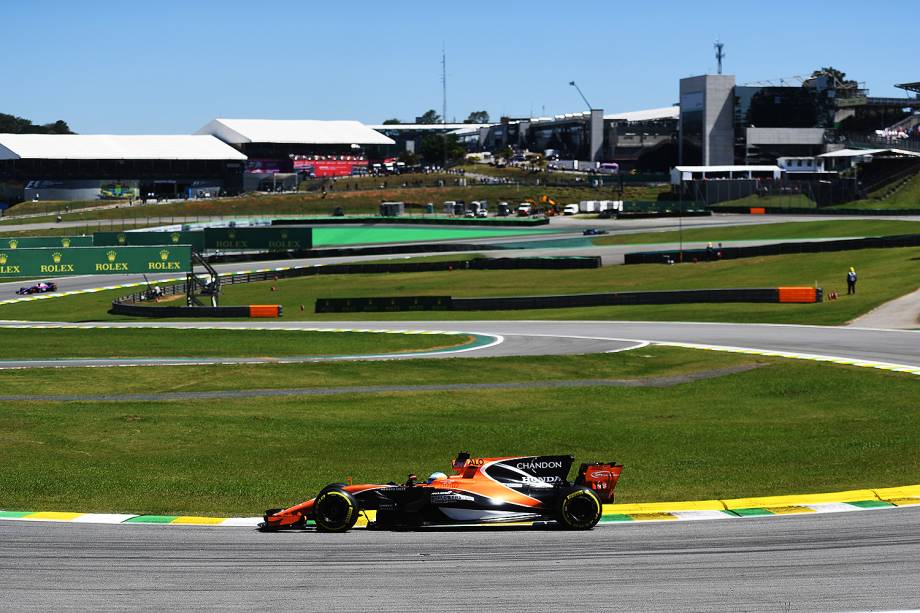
[2,319,916,370]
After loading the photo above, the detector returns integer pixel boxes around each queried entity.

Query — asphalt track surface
[1,320,916,370]
[2,506,918,611]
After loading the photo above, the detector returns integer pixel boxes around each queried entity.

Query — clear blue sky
[7,0,918,134]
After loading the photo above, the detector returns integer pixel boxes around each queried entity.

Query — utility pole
[441,45,448,126]
[441,45,448,169]
[714,40,725,75]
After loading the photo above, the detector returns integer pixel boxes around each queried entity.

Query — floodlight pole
[569,81,592,111]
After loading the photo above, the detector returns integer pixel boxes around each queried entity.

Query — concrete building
[678,74,735,166]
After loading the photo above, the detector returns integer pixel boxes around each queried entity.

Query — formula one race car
[260,452,623,532]
[15,281,57,295]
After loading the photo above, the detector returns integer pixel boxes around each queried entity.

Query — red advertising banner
[292,159,368,177]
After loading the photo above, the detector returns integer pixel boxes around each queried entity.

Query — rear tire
[555,487,602,530]
[312,488,360,533]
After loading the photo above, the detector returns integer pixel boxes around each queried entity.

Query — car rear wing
[574,462,623,503]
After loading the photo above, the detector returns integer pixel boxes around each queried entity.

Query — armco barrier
[714,205,920,216]
[623,233,920,265]
[109,303,278,318]
[271,216,550,227]
[315,287,822,313]
[778,287,821,303]
[315,296,452,313]
[249,304,283,318]
[204,242,487,264]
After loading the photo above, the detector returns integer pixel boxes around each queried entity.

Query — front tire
[555,487,602,530]
[312,488,359,533]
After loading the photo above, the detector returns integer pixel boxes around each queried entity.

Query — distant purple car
[15,281,58,295]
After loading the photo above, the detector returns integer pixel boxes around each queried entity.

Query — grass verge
[4,245,913,326]
[0,328,467,359]
[0,356,916,515]
[0,346,753,395]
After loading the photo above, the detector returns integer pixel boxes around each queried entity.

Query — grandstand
[0,134,246,204]
[198,119,395,188]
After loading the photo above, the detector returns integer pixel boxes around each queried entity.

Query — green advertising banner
[93,230,205,251]
[0,246,192,278]
[0,236,95,249]
[204,227,312,251]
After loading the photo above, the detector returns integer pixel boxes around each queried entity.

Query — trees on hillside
[464,111,490,124]
[416,109,441,124]
[0,113,73,134]
[418,133,466,165]
[808,67,858,89]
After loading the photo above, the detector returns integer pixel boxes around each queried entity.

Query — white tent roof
[818,148,920,158]
[0,134,247,161]
[673,165,782,172]
[604,107,680,122]
[199,119,394,145]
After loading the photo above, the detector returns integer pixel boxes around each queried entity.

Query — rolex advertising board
[1,236,95,249]
[93,230,205,251]
[204,227,312,251]
[0,246,192,277]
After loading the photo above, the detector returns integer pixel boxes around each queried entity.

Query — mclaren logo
[96,249,128,272]
[41,252,74,273]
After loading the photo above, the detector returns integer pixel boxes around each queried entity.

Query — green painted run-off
[123,515,179,524]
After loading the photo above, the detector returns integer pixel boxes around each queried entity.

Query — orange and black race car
[260,452,622,532]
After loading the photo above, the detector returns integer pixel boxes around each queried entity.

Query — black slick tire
[312,488,360,533]
[555,486,603,530]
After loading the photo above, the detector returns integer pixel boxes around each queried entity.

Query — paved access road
[2,506,917,611]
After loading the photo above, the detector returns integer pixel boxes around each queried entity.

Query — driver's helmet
[426,472,447,484]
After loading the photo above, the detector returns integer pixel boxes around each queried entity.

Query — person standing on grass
[847,267,858,295]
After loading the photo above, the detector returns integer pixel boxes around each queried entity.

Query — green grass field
[5,245,913,326]
[1,354,916,515]
[0,346,755,396]
[593,220,920,246]
[834,171,920,210]
[711,193,817,209]
[0,328,467,360]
